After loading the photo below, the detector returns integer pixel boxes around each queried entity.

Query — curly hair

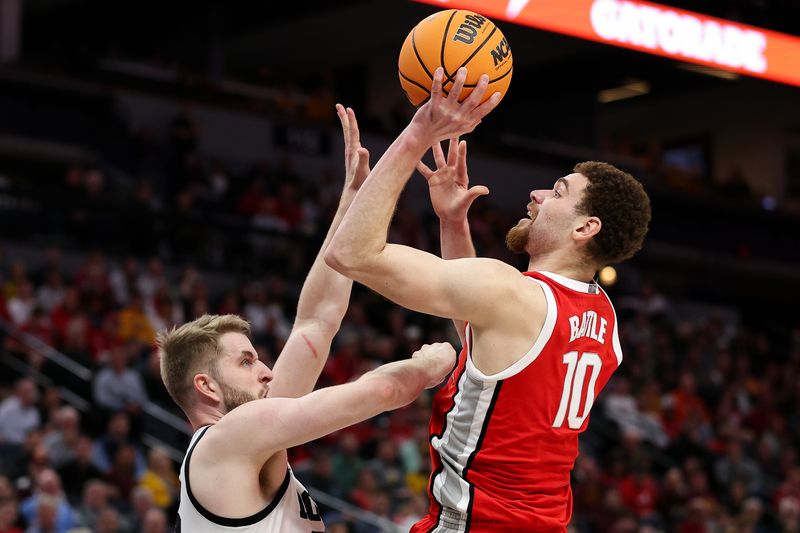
[573,161,651,266]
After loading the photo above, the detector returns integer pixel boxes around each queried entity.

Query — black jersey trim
[463,381,503,532]
[184,425,292,527]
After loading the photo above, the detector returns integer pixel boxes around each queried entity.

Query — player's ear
[574,216,601,243]
[194,373,220,403]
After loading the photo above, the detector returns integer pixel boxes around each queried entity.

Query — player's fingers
[355,148,371,183]
[336,103,352,162]
[449,67,467,103]
[417,160,434,180]
[432,141,446,169]
[430,68,444,109]
[468,185,490,199]
[463,74,490,109]
[336,103,349,136]
[447,137,458,167]
[456,140,468,185]
[474,92,502,119]
[347,107,361,147]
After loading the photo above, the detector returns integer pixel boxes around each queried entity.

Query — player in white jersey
[156,106,457,532]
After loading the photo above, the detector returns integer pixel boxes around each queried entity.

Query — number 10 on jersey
[552,352,602,430]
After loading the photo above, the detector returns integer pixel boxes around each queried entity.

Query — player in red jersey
[325,67,651,532]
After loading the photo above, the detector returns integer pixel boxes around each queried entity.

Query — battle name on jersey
[568,310,607,344]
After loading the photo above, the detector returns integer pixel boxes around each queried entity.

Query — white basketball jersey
[176,426,325,533]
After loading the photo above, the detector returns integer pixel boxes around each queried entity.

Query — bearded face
[505,175,590,258]
[220,381,259,413]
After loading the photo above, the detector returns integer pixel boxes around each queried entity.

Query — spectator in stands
[41,406,81,469]
[128,486,156,532]
[74,479,110,531]
[93,507,123,533]
[145,287,183,334]
[2,261,29,301]
[137,447,178,510]
[19,469,75,533]
[73,252,110,301]
[331,432,364,498]
[7,281,36,326]
[349,467,378,512]
[367,438,405,498]
[662,372,711,440]
[56,436,103,505]
[109,257,141,308]
[35,271,65,315]
[92,344,148,424]
[713,439,764,496]
[136,258,167,303]
[242,282,290,348]
[0,378,40,449]
[90,413,145,477]
[116,292,155,345]
[105,444,139,505]
[141,508,168,533]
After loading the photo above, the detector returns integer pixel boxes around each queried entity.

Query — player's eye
[242,358,253,367]
[553,190,561,198]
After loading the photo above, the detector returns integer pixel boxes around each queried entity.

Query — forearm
[440,219,476,260]
[326,126,430,270]
[270,194,356,399]
[360,358,436,410]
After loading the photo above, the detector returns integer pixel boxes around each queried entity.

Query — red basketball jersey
[412,271,623,533]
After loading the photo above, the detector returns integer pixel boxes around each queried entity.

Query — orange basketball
[398,9,513,107]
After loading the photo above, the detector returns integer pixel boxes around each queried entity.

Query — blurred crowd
[0,220,799,533]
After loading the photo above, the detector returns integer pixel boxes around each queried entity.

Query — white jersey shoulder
[176,425,324,533]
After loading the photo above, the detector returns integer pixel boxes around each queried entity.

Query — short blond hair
[156,314,251,411]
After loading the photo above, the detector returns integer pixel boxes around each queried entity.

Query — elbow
[323,242,371,277]
[369,375,414,412]
[323,245,351,275]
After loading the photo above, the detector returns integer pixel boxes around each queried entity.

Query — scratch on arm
[300,333,320,359]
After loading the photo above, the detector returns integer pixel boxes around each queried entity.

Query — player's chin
[505,225,529,255]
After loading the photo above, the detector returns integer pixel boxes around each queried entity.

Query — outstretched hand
[417,138,489,223]
[336,103,371,193]
[410,67,501,145]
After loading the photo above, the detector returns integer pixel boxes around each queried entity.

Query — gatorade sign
[413,0,800,87]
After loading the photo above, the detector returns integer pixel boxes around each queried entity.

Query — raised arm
[216,342,456,461]
[418,138,488,345]
[325,68,513,327]
[268,105,370,398]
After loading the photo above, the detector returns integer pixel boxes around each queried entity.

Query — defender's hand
[412,342,457,388]
[336,103,371,193]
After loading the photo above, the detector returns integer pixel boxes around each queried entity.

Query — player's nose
[531,190,547,204]
[258,361,273,383]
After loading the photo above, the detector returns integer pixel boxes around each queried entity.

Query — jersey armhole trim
[465,278,557,383]
[184,425,291,527]
[599,286,623,366]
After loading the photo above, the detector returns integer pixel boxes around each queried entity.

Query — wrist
[440,218,470,231]
[402,123,436,154]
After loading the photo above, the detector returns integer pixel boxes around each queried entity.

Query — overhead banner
[412,0,800,87]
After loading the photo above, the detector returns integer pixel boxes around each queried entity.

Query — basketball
[398,9,513,107]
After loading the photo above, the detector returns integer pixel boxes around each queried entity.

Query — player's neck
[527,252,596,284]
[188,405,224,431]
